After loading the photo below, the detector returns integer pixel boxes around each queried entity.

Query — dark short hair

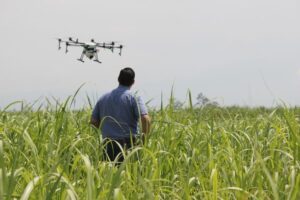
[118,67,135,86]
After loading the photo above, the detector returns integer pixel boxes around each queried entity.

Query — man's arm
[90,100,101,129]
[141,114,151,134]
[90,117,100,129]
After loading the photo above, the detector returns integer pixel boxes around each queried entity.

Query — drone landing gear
[94,59,102,63]
[77,52,84,63]
[93,53,102,64]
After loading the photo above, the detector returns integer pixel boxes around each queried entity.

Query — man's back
[90,67,150,163]
[92,85,147,139]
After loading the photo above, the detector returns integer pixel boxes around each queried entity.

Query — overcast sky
[0,0,299,108]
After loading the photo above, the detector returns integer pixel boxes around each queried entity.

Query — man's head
[118,67,135,87]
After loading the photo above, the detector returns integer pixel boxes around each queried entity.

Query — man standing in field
[90,67,151,163]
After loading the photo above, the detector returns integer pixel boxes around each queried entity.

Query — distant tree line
[195,93,219,107]
[173,92,219,109]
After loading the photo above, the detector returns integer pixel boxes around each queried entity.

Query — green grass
[0,95,299,199]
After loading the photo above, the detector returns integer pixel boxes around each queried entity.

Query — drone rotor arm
[95,44,113,49]
[68,43,84,47]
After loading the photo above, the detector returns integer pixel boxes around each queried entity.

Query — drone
[57,37,123,63]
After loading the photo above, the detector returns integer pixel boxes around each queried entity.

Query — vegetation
[0,93,299,199]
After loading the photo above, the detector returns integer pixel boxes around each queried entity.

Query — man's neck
[118,85,131,90]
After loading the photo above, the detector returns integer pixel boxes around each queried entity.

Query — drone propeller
[104,41,120,44]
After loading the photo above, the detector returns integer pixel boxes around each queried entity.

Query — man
[90,67,151,163]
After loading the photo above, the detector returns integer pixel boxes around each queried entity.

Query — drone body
[57,38,123,63]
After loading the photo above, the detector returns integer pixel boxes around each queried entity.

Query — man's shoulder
[124,90,136,97]
[97,91,111,103]
[102,91,111,98]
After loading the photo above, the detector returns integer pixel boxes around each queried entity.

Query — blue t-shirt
[92,85,148,139]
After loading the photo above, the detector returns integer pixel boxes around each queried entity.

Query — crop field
[0,96,299,199]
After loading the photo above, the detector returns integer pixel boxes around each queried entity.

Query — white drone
[57,37,123,63]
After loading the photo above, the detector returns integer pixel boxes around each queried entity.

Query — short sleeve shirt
[92,85,148,139]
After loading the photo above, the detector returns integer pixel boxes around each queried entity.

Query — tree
[174,99,184,110]
[195,93,219,107]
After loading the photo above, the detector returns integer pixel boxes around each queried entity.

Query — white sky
[0,0,300,108]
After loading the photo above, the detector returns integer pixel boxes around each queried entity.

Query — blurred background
[0,0,299,108]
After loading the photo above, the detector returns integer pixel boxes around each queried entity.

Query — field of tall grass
[0,93,299,199]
